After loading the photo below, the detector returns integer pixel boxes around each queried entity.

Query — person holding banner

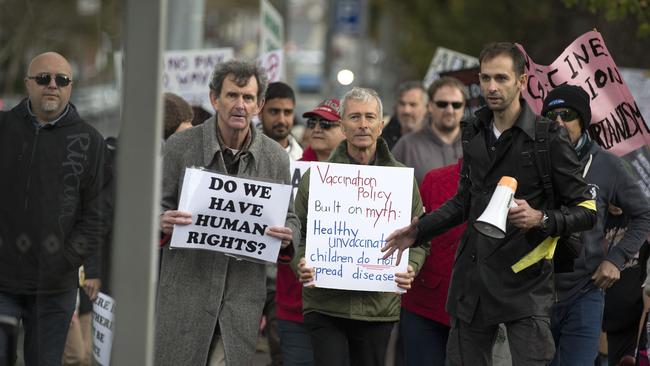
[540,84,650,365]
[292,87,428,366]
[155,60,300,366]
[382,42,597,365]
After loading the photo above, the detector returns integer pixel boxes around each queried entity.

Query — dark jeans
[304,312,394,366]
[0,289,77,366]
[551,286,604,366]
[278,319,314,366]
[399,308,449,366]
[447,315,555,366]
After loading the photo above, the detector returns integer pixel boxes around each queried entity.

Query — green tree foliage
[563,0,650,37]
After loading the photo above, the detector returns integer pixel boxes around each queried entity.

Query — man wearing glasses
[541,85,650,365]
[382,42,597,365]
[0,52,113,365]
[392,77,466,185]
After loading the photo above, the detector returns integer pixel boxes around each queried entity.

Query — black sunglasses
[26,73,73,87]
[307,118,339,130]
[546,109,579,122]
[434,101,464,109]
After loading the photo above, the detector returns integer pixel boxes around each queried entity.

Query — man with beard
[392,77,466,185]
[382,42,597,365]
[0,52,113,365]
[381,81,429,149]
[260,81,303,161]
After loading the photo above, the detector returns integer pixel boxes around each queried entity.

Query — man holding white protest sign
[155,60,300,365]
[291,87,428,366]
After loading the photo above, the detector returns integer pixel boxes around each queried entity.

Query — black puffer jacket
[0,100,113,294]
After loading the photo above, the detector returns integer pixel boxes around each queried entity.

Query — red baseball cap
[302,98,341,121]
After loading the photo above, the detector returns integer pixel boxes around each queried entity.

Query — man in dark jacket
[0,52,113,365]
[541,85,650,365]
[382,42,597,365]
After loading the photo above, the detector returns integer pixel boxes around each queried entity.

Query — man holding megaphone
[382,42,597,366]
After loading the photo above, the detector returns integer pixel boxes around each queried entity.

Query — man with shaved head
[0,52,113,365]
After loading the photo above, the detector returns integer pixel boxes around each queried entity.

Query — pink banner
[517,31,650,157]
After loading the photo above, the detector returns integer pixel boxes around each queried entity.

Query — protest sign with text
[518,31,650,157]
[170,168,292,263]
[305,162,413,292]
[92,292,115,366]
[518,31,650,200]
[164,48,234,111]
[423,47,479,88]
[114,48,234,112]
[290,160,312,200]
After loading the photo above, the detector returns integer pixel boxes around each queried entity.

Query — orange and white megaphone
[474,176,518,239]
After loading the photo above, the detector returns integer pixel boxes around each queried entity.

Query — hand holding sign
[161,210,192,234]
[394,265,415,291]
[298,257,316,286]
[266,226,293,248]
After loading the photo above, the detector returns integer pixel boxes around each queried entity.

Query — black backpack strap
[460,117,478,147]
[534,116,555,206]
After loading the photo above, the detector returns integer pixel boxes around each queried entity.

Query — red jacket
[275,147,317,322]
[401,160,466,326]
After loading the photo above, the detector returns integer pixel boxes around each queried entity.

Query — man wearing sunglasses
[392,76,466,185]
[0,52,113,365]
[541,85,650,365]
[382,42,597,365]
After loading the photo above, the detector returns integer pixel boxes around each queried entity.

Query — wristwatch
[539,211,549,230]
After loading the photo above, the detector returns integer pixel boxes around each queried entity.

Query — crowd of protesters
[1,39,649,366]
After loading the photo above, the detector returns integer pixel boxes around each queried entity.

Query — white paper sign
[290,160,312,200]
[114,48,234,111]
[92,292,115,366]
[163,48,234,111]
[305,162,413,292]
[170,168,292,263]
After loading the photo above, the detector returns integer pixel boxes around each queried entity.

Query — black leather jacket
[416,100,596,325]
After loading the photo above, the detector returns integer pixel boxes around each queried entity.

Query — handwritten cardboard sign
[170,168,292,263]
[92,292,115,366]
[305,162,413,292]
